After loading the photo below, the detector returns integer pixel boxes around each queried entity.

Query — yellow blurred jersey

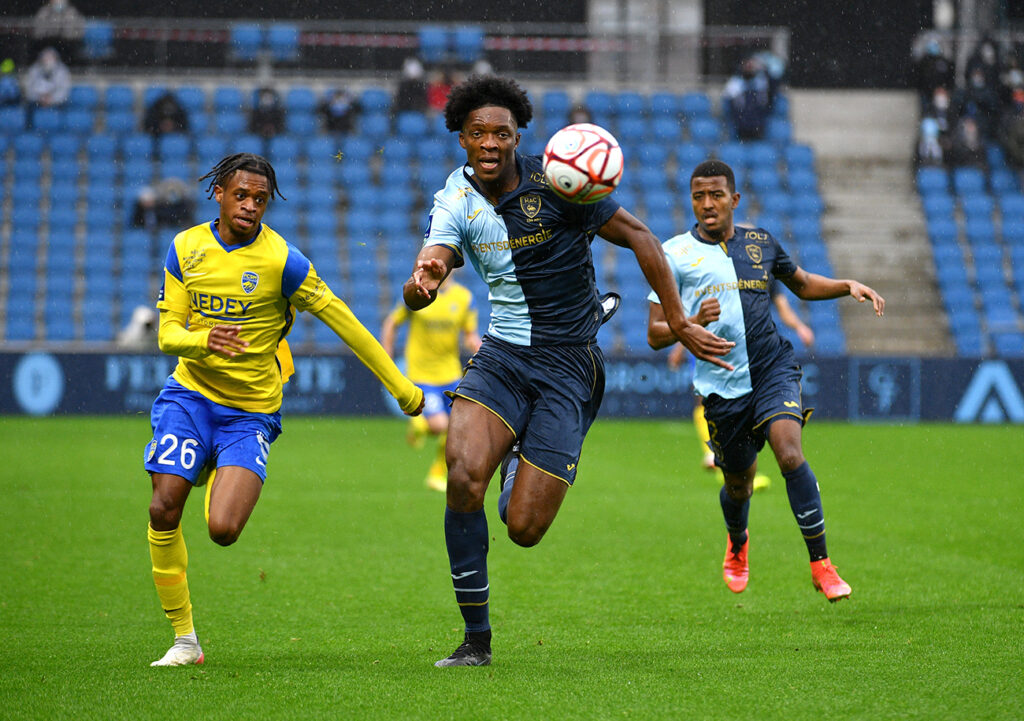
[387,281,477,385]
[157,221,333,413]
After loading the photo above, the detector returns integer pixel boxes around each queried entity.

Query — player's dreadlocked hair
[198,152,286,201]
[690,159,736,193]
[443,75,533,133]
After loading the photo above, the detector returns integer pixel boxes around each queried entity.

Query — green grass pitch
[0,416,1021,720]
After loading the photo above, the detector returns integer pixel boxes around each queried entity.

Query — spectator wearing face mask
[953,67,1002,141]
[913,38,955,111]
[23,46,71,127]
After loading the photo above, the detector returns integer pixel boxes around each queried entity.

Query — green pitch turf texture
[1,416,1021,720]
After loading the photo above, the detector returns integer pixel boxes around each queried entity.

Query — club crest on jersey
[241,271,259,294]
[520,194,542,219]
[745,244,763,263]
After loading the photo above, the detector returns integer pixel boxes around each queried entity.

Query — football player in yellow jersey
[381,271,481,491]
[144,153,424,667]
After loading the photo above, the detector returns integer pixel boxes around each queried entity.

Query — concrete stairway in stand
[790,90,954,356]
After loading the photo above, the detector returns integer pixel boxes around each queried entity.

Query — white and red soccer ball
[542,123,624,204]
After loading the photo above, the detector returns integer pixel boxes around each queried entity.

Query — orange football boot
[811,557,852,602]
[722,532,749,593]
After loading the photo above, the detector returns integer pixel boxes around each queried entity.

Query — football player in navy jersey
[648,159,884,603]
[402,75,734,667]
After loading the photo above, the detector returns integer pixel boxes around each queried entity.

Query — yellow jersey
[157,221,332,413]
[386,281,477,385]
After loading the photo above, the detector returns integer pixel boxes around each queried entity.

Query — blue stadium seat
[103,110,135,134]
[418,26,449,64]
[766,117,792,145]
[650,92,682,118]
[688,117,721,146]
[284,87,317,115]
[649,116,682,143]
[992,332,1024,358]
[452,25,484,64]
[787,168,818,194]
[213,86,245,112]
[584,90,615,118]
[267,23,300,62]
[922,193,955,221]
[759,192,793,218]
[358,112,391,142]
[122,133,153,161]
[69,85,100,111]
[395,111,430,137]
[961,194,995,220]
[952,167,986,195]
[303,135,341,163]
[680,92,712,119]
[541,90,571,121]
[616,91,646,118]
[965,219,997,245]
[916,167,949,195]
[999,193,1024,220]
[196,135,228,166]
[359,87,391,115]
[748,167,783,195]
[157,133,190,161]
[105,84,135,113]
[13,133,44,158]
[784,144,815,172]
[34,107,67,133]
[48,132,82,158]
[174,86,206,114]
[989,168,1018,195]
[82,20,114,60]
[231,23,264,62]
[267,135,300,163]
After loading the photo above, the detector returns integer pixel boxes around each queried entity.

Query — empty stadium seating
[1,81,841,355]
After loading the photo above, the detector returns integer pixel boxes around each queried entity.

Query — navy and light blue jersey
[649,225,798,399]
[423,154,620,346]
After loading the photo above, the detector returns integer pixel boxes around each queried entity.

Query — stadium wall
[2,351,1023,423]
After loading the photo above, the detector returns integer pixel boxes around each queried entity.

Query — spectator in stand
[721,56,773,141]
[318,87,360,134]
[131,178,196,231]
[953,67,1002,141]
[947,116,988,170]
[23,46,71,127]
[999,87,1024,173]
[32,0,84,65]
[394,56,428,114]
[1000,55,1024,108]
[248,86,285,138]
[568,102,592,125]
[913,37,956,111]
[0,58,21,107]
[914,116,947,169]
[426,69,455,114]
[923,85,956,137]
[965,35,1002,94]
[144,90,189,137]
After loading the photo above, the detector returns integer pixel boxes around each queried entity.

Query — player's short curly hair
[690,160,736,193]
[198,152,285,200]
[443,75,534,133]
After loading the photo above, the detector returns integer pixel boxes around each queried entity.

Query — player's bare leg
[206,465,263,547]
[504,462,569,548]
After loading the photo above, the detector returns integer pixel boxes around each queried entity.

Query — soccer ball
[542,123,624,204]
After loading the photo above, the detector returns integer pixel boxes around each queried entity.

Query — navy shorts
[702,361,811,473]
[450,335,605,485]
[144,378,283,484]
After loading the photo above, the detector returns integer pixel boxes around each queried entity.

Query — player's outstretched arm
[313,298,424,416]
[781,267,885,317]
[403,246,455,310]
[599,208,734,369]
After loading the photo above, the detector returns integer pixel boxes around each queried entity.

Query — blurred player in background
[145,153,423,667]
[668,278,815,490]
[647,159,884,603]
[382,269,482,492]
[403,75,734,667]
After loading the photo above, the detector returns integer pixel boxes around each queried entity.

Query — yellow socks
[148,523,193,637]
[425,431,447,491]
[693,404,711,448]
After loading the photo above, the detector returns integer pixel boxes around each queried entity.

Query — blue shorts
[702,362,811,473]
[421,380,459,418]
[143,378,283,484]
[451,335,605,485]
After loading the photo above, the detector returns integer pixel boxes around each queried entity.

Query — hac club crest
[745,244,763,263]
[520,194,542,219]
[241,271,259,294]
